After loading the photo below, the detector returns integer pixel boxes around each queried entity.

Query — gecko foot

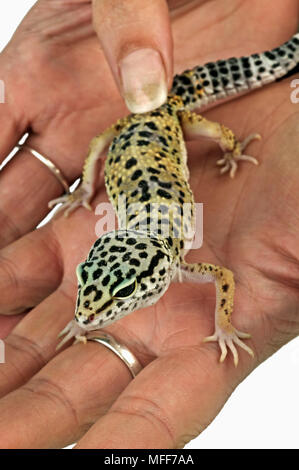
[56,320,86,350]
[217,133,261,178]
[48,185,92,217]
[203,326,254,367]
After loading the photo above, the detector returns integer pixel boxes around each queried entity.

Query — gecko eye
[113,279,137,299]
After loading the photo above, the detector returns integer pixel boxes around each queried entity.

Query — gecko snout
[75,311,91,325]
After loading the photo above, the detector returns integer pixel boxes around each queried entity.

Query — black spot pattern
[102,275,110,286]
[125,158,137,169]
[131,169,143,180]
[92,269,103,280]
[171,33,299,108]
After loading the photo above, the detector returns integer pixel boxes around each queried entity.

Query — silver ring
[17,144,70,194]
[86,331,143,378]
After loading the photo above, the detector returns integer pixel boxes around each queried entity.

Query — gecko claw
[82,201,92,211]
[73,335,88,345]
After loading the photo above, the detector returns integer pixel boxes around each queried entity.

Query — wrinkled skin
[0,0,298,449]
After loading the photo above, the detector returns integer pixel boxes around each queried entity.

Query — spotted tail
[171,33,299,110]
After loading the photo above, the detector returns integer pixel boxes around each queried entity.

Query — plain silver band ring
[17,144,70,194]
[86,331,143,378]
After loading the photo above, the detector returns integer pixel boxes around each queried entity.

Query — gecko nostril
[89,314,95,322]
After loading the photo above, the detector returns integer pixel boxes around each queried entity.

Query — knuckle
[0,210,21,248]
[0,254,19,292]
[22,376,79,428]
[0,334,48,394]
[5,333,47,372]
[111,393,176,446]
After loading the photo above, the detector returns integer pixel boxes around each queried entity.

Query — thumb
[92,0,173,113]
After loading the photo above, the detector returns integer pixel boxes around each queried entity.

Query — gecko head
[74,230,175,330]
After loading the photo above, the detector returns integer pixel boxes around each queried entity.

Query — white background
[0,0,298,450]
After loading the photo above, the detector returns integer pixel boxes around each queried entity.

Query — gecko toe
[204,326,253,366]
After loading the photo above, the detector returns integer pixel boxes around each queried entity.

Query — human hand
[0,0,298,448]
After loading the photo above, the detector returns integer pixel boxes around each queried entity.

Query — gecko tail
[56,320,85,351]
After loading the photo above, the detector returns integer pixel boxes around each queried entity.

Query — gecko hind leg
[180,262,254,367]
[179,110,261,178]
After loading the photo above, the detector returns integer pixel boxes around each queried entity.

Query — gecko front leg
[180,261,254,367]
[48,119,127,217]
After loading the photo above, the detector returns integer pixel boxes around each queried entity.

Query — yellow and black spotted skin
[105,96,193,254]
[53,33,299,366]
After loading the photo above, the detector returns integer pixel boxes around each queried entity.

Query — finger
[0,193,101,316]
[0,2,111,248]
[75,348,251,449]
[0,61,37,248]
[0,283,76,398]
[0,340,135,448]
[0,223,62,315]
[0,313,25,339]
[0,105,111,248]
[0,204,98,395]
[92,0,173,113]
[0,55,27,161]
[0,142,76,249]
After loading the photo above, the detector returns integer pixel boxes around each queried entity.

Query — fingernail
[119,48,168,114]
